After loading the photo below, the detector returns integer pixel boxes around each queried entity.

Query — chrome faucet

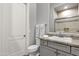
[58,32,63,37]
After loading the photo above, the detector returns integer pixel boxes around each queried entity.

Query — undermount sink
[48,36,72,43]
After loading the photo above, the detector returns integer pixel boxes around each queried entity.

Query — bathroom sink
[48,36,72,43]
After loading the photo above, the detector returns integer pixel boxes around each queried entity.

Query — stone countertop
[46,32,79,37]
[39,37,79,48]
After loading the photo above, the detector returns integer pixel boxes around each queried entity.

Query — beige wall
[37,3,50,33]
[49,4,57,32]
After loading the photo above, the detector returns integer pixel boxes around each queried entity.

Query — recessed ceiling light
[64,6,68,9]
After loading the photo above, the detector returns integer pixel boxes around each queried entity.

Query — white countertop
[39,36,79,48]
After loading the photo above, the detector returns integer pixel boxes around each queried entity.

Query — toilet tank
[35,25,40,46]
[36,38,40,46]
[35,24,46,46]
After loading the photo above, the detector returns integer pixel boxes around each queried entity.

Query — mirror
[49,3,79,33]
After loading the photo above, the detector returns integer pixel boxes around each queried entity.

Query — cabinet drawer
[57,51,73,56]
[71,47,79,55]
[40,46,56,56]
[48,41,70,53]
[40,40,47,46]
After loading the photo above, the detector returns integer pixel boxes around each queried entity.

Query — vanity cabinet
[57,51,72,56]
[71,47,79,55]
[48,41,70,53]
[40,46,56,56]
[40,39,76,56]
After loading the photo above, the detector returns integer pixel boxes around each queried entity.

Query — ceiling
[50,3,78,12]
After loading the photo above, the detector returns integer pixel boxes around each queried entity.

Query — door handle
[24,35,26,37]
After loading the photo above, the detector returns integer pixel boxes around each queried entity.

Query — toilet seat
[28,45,39,53]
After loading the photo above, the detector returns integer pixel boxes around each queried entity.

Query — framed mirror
[50,3,79,33]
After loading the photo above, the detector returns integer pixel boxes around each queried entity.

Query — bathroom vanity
[39,3,79,56]
[39,33,79,56]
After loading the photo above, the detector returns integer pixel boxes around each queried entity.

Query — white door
[0,3,26,56]
[8,3,26,56]
[0,3,27,56]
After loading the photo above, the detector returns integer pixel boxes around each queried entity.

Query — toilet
[27,24,46,56]
[27,39,40,56]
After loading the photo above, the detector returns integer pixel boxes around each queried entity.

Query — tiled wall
[55,20,79,33]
